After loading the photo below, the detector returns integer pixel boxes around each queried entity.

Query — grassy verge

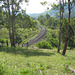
[0,47,75,75]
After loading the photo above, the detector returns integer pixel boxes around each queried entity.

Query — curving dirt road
[23,25,47,47]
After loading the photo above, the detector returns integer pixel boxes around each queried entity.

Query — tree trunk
[62,0,64,19]
[6,40,8,47]
[12,27,15,47]
[7,0,12,46]
[62,37,68,55]
[57,0,62,53]
[62,0,70,55]
[11,0,15,47]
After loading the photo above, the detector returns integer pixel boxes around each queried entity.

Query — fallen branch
[66,65,75,73]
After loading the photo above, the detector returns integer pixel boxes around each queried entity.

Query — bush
[0,39,7,43]
[0,39,8,47]
[37,38,58,49]
[48,38,58,48]
[37,41,53,49]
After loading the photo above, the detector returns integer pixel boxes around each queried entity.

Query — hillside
[28,4,75,19]
[0,47,75,75]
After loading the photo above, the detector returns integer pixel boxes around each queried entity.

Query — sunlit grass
[0,47,75,75]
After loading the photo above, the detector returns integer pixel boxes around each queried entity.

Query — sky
[21,0,57,14]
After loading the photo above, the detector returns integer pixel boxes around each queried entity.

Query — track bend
[23,25,47,47]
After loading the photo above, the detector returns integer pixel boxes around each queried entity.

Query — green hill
[28,4,75,19]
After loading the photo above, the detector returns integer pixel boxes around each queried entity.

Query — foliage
[0,26,40,47]
[37,15,46,25]
[45,17,59,29]
[45,13,50,20]
[48,38,58,48]
[61,18,75,49]
[37,13,59,29]
[0,60,8,75]
[37,41,53,49]
[15,33,22,45]
[0,7,6,28]
[37,38,58,49]
[0,39,7,43]
[17,13,36,28]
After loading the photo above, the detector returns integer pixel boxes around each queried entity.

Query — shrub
[48,38,58,48]
[0,39,7,43]
[37,41,53,49]
[0,39,8,47]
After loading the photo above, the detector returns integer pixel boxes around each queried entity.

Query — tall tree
[0,0,29,47]
[57,0,65,53]
[62,0,75,55]
[57,0,62,53]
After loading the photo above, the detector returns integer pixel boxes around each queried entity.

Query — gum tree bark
[62,0,70,55]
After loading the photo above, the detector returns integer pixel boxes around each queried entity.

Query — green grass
[0,47,75,75]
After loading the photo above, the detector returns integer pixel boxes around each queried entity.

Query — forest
[0,0,75,75]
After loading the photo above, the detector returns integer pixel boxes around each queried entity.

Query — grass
[0,47,75,75]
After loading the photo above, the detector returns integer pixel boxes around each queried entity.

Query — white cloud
[21,0,57,13]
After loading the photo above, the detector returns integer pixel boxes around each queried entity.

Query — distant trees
[45,13,50,20]
[37,14,59,29]
[37,15,46,25]
[17,13,36,28]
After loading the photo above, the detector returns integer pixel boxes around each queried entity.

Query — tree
[62,0,75,55]
[51,0,65,53]
[57,0,62,53]
[45,13,50,20]
[37,15,46,25]
[45,17,59,29]
[0,0,29,47]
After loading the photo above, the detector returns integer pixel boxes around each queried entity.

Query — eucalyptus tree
[0,0,29,47]
[51,0,65,53]
[62,0,75,55]
[0,6,3,28]
[57,0,62,53]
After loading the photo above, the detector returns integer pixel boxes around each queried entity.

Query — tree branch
[66,65,75,73]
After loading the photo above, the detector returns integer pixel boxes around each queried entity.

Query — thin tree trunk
[7,0,12,46]
[62,0,70,55]
[62,0,64,19]
[11,0,15,47]
[57,0,62,53]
